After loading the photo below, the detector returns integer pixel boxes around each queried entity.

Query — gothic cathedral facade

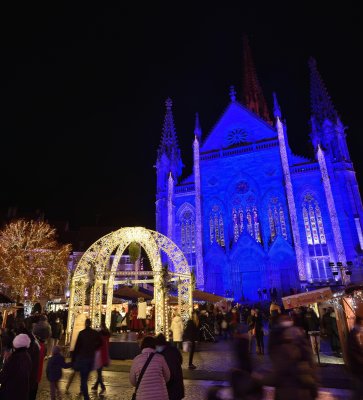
[155,42,363,301]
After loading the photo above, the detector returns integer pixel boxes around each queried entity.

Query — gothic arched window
[268,197,288,242]
[179,207,196,266]
[302,193,331,281]
[231,203,261,243]
[209,205,225,247]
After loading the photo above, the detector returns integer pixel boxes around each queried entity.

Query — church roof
[200,100,276,153]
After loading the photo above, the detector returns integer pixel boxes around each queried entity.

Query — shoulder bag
[131,352,155,400]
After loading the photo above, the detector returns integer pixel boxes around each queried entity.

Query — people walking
[129,336,170,400]
[254,309,264,355]
[170,313,184,350]
[183,311,200,369]
[50,317,63,356]
[0,333,32,399]
[267,314,318,400]
[32,314,52,359]
[346,316,363,400]
[247,308,256,353]
[46,345,71,400]
[91,322,111,394]
[72,318,102,400]
[155,333,184,400]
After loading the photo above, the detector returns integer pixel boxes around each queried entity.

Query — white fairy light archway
[66,227,192,341]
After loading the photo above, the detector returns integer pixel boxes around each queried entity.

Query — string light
[67,227,192,341]
[0,219,71,301]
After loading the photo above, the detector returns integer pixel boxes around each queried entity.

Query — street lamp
[328,261,353,286]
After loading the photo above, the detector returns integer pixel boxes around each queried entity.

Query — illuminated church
[155,39,363,301]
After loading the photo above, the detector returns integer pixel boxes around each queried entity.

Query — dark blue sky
[1,2,362,230]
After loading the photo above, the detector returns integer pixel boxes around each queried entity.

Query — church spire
[309,57,338,129]
[194,112,202,141]
[157,98,183,179]
[242,35,272,124]
[273,92,282,119]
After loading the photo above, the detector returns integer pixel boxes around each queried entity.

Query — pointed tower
[309,57,337,129]
[274,92,306,282]
[193,113,204,289]
[242,35,272,124]
[157,98,183,179]
[194,112,202,142]
[156,98,183,236]
[308,57,350,161]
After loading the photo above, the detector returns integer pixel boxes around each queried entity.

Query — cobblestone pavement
[35,337,352,399]
[37,370,217,399]
[36,370,351,400]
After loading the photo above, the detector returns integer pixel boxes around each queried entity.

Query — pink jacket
[129,349,170,400]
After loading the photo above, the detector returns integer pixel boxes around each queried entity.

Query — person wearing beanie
[0,333,32,399]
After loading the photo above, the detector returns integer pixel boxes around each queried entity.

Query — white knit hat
[13,333,31,349]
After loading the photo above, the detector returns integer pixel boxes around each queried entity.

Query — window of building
[179,208,196,266]
[268,197,288,242]
[209,205,225,247]
[232,204,261,244]
[302,193,331,281]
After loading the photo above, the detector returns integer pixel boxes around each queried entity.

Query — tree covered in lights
[0,219,71,301]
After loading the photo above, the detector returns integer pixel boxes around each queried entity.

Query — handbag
[182,341,191,353]
[131,352,155,400]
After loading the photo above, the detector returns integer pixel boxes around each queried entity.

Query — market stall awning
[167,291,226,304]
[113,286,152,300]
[282,287,333,310]
[192,290,226,303]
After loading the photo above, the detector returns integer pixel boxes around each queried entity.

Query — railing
[175,184,195,194]
[200,139,279,161]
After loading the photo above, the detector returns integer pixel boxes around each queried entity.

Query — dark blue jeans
[77,357,94,400]
[94,367,105,389]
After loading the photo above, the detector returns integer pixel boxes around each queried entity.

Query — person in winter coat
[155,333,184,400]
[49,317,63,355]
[91,322,111,394]
[254,309,264,355]
[170,313,184,349]
[346,316,363,400]
[33,314,52,359]
[0,333,32,400]
[129,336,170,400]
[14,321,41,400]
[46,345,71,400]
[72,318,102,400]
[267,314,318,400]
[182,311,200,369]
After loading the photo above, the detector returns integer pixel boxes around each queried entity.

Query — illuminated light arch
[66,227,192,341]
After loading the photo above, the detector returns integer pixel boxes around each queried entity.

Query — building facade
[155,42,363,301]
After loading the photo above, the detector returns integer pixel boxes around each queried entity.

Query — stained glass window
[210,205,225,247]
[268,199,288,242]
[302,193,331,281]
[232,204,261,244]
[180,208,196,266]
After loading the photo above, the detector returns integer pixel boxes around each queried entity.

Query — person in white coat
[170,313,184,350]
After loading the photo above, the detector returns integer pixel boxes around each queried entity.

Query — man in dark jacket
[183,311,199,369]
[72,318,102,400]
[155,333,184,400]
[0,333,32,399]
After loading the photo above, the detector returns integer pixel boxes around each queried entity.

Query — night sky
[1,2,362,231]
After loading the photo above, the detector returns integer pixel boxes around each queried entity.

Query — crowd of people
[0,302,362,400]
